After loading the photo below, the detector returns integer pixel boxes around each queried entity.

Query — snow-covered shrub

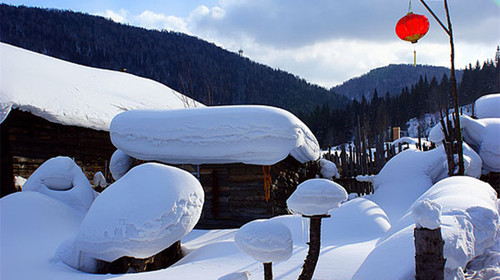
[22,156,96,212]
[287,178,347,216]
[234,219,293,263]
[55,163,204,272]
[318,158,340,179]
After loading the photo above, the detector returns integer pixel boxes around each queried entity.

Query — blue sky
[2,0,499,88]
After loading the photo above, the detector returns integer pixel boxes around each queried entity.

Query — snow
[22,156,97,213]
[369,143,481,223]
[110,106,320,165]
[0,43,203,131]
[234,219,293,263]
[475,93,500,119]
[2,172,498,279]
[286,179,348,216]
[354,176,499,280]
[109,149,135,180]
[411,198,442,229]
[55,163,204,272]
[429,114,500,173]
[218,271,251,280]
[319,158,340,179]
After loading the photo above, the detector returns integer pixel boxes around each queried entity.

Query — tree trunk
[298,215,328,280]
[264,262,273,280]
[414,227,445,280]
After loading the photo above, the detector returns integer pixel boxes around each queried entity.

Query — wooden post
[264,262,273,280]
[298,214,330,280]
[414,227,445,279]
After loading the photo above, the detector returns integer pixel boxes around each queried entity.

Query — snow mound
[234,219,293,263]
[110,105,320,165]
[0,43,203,131]
[354,176,500,280]
[319,158,340,179]
[369,144,481,223]
[287,179,347,216]
[109,149,135,180]
[475,93,500,119]
[429,114,500,173]
[411,198,442,229]
[218,271,251,280]
[56,163,204,271]
[22,156,96,213]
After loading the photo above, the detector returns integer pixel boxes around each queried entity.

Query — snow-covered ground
[0,43,203,131]
[2,140,498,279]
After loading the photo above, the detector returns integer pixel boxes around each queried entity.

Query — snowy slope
[0,43,203,131]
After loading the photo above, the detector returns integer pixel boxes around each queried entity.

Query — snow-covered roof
[110,105,321,165]
[0,43,203,131]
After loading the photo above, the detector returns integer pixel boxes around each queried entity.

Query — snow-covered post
[234,219,293,280]
[411,198,445,280]
[286,179,347,280]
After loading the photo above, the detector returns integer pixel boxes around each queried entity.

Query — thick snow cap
[429,114,499,173]
[234,219,293,263]
[0,43,203,130]
[287,179,348,216]
[68,163,204,264]
[110,105,320,165]
[475,93,500,119]
[411,198,442,229]
[22,156,96,213]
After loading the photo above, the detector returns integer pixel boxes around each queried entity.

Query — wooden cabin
[0,109,116,197]
[179,157,317,229]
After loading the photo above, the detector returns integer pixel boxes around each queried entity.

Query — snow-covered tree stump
[411,198,445,280]
[286,179,347,280]
[234,219,293,280]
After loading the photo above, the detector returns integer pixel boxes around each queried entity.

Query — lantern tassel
[413,44,417,66]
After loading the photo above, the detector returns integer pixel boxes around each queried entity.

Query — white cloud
[96,9,129,23]
[95,0,499,88]
[135,10,189,33]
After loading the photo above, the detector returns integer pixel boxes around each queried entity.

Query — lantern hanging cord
[408,0,413,14]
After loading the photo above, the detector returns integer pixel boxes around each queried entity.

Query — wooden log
[264,262,273,280]
[414,227,445,280]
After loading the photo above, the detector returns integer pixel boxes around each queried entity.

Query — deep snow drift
[0,43,203,131]
[110,106,320,165]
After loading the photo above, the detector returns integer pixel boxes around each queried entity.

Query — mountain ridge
[332,64,464,101]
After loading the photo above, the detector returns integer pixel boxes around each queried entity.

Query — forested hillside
[303,61,499,147]
[332,64,464,101]
[0,4,348,114]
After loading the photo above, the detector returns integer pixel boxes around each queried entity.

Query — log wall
[0,109,116,196]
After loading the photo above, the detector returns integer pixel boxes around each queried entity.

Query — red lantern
[395,12,429,43]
